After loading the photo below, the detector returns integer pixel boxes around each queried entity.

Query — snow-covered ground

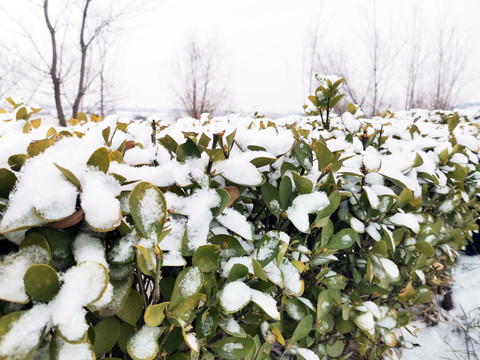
[401,255,480,359]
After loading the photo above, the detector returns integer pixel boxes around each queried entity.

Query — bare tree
[427,25,470,110]
[306,1,400,117]
[403,4,428,110]
[0,57,18,98]
[1,0,137,126]
[173,36,229,119]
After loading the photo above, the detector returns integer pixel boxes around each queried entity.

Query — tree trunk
[72,0,92,119]
[43,0,66,127]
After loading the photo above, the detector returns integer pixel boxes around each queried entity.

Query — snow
[250,288,280,319]
[0,304,51,359]
[388,213,421,233]
[400,255,480,359]
[279,260,303,295]
[165,188,220,250]
[179,267,202,297]
[221,256,253,278]
[350,217,365,233]
[81,170,122,230]
[128,326,161,359]
[139,187,164,234]
[295,347,320,360]
[380,258,400,280]
[220,316,242,334]
[185,333,200,352]
[50,261,108,342]
[213,157,263,186]
[72,233,109,268]
[356,311,375,332]
[286,192,330,232]
[108,231,137,263]
[220,281,252,312]
[216,208,253,240]
[0,245,50,303]
[222,342,243,356]
[53,337,93,360]
[363,186,380,210]
[256,236,278,262]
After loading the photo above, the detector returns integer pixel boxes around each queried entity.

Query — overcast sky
[1,0,480,115]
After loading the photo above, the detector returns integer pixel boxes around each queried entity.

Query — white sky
[1,0,480,115]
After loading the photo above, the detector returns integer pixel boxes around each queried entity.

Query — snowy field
[400,254,480,359]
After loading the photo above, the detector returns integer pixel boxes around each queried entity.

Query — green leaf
[413,153,424,167]
[285,298,308,321]
[336,317,355,334]
[127,326,163,360]
[226,264,249,283]
[144,302,169,327]
[209,234,247,258]
[129,182,167,239]
[397,188,413,208]
[0,311,43,359]
[322,274,347,290]
[87,147,110,173]
[316,290,333,322]
[170,293,206,321]
[279,175,293,210]
[23,264,59,302]
[320,219,334,249]
[20,232,54,267]
[28,228,73,271]
[177,138,201,162]
[250,157,277,167]
[50,332,94,360]
[438,148,449,164]
[16,106,28,120]
[255,233,280,267]
[218,316,247,338]
[226,129,237,150]
[289,314,313,345]
[196,308,218,340]
[261,183,281,217]
[316,313,335,334]
[0,168,16,198]
[102,126,111,144]
[327,340,345,357]
[117,289,144,326]
[53,163,81,189]
[193,245,221,272]
[159,134,178,153]
[313,191,340,227]
[329,94,345,109]
[8,154,30,171]
[170,266,204,309]
[293,141,313,170]
[413,286,431,305]
[292,172,313,194]
[314,140,334,171]
[327,228,359,250]
[252,258,267,281]
[212,188,229,217]
[209,335,254,359]
[415,241,435,257]
[93,317,121,357]
[27,138,52,157]
[347,103,357,114]
[117,322,134,354]
[198,133,211,149]
[135,244,156,277]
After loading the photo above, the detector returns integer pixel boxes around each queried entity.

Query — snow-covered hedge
[0,95,479,360]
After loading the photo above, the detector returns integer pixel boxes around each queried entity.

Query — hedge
[0,80,479,360]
